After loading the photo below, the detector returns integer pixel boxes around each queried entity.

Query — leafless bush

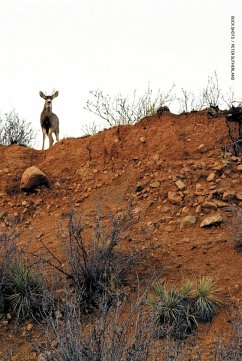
[39,294,204,361]
[222,88,241,110]
[84,85,176,127]
[202,72,222,109]
[41,300,156,361]
[0,110,36,146]
[178,88,198,113]
[37,208,141,313]
[234,210,242,251]
[81,121,99,136]
[210,308,242,360]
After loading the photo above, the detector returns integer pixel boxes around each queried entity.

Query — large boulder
[20,166,49,192]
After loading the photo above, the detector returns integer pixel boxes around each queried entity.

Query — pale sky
[0,0,242,148]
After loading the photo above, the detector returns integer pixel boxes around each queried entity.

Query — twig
[30,252,72,279]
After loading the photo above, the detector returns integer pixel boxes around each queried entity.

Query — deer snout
[45,99,52,108]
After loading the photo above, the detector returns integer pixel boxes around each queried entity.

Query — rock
[175,180,186,191]
[55,310,63,319]
[180,215,197,228]
[237,164,242,171]
[195,183,203,191]
[197,144,205,152]
[195,205,202,213]
[200,214,223,228]
[6,313,12,320]
[38,351,52,361]
[206,172,216,182]
[28,353,37,361]
[213,163,225,171]
[20,166,49,192]
[139,136,146,143]
[26,323,34,332]
[168,191,183,204]
[150,181,161,188]
[213,164,225,171]
[135,183,145,192]
[35,198,43,206]
[152,154,160,162]
[36,232,43,239]
[181,206,190,214]
[202,201,218,209]
[222,190,236,201]
[180,167,190,175]
[236,192,242,200]
[132,207,142,220]
[212,199,229,207]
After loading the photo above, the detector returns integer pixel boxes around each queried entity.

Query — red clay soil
[0,111,241,360]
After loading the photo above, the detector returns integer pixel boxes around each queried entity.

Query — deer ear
[39,91,46,99]
[52,91,59,99]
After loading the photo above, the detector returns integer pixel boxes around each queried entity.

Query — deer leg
[42,129,46,150]
[48,130,54,148]
[55,130,59,142]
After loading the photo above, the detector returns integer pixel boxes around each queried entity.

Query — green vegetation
[0,236,49,323]
[147,277,222,340]
[6,260,45,322]
[0,209,240,359]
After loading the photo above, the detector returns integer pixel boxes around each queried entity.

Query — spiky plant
[193,277,222,322]
[157,287,183,325]
[7,260,44,322]
[146,280,165,307]
[147,282,196,339]
[181,279,195,298]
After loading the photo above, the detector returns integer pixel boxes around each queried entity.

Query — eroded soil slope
[0,111,241,359]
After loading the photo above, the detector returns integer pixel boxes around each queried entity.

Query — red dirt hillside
[0,111,241,359]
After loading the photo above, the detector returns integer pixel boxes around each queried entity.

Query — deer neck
[43,105,52,114]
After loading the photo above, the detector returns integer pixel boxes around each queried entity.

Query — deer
[39,90,60,150]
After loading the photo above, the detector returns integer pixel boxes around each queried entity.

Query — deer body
[40,90,59,150]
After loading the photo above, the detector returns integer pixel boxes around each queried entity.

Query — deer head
[39,90,59,110]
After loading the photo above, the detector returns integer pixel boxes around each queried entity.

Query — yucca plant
[147,281,196,339]
[181,279,195,298]
[193,277,222,322]
[157,287,183,325]
[7,260,44,322]
[147,277,222,340]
